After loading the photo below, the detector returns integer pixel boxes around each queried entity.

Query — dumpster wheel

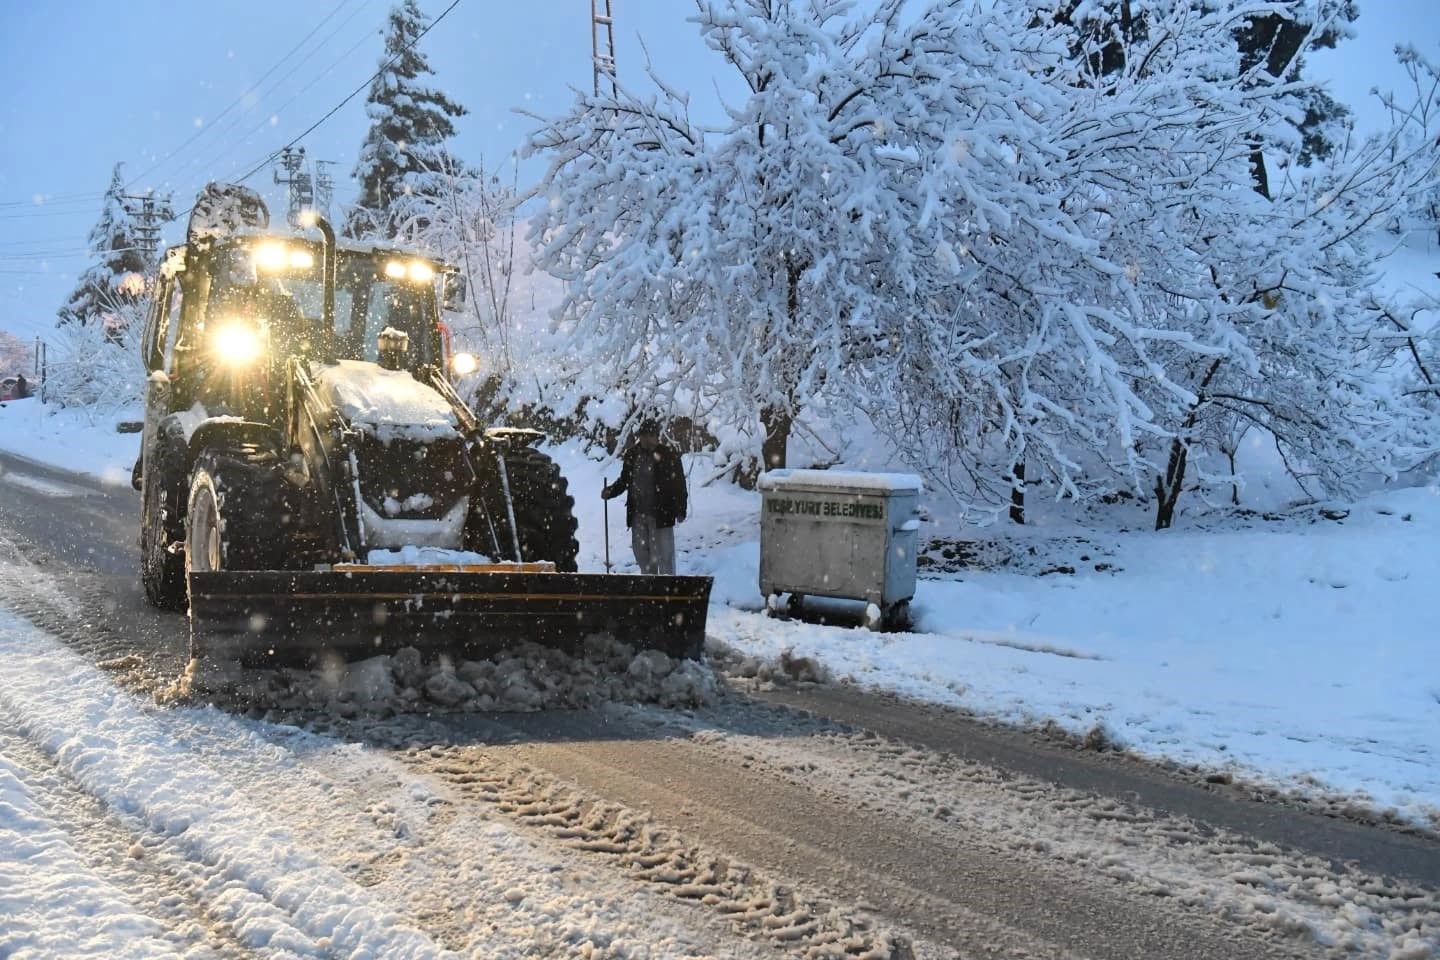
[882,600,912,632]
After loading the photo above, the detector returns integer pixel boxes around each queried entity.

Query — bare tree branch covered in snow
[526,0,988,475]
[44,287,148,411]
[392,156,522,383]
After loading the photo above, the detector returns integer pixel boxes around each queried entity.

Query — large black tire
[186,448,291,662]
[477,446,580,572]
[186,448,290,574]
[140,420,188,610]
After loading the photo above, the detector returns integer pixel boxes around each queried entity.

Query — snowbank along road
[1,449,1438,959]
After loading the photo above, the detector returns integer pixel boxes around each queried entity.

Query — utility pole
[273,146,315,228]
[314,160,337,222]
[592,0,617,98]
[122,193,172,263]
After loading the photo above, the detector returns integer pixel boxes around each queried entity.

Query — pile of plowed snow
[179,638,718,714]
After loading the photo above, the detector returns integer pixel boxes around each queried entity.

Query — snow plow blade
[187,567,713,666]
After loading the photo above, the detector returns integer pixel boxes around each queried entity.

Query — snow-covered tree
[391,156,521,383]
[45,286,148,409]
[0,330,30,377]
[858,1,1437,525]
[346,0,466,239]
[527,0,1438,520]
[527,0,999,472]
[58,163,163,330]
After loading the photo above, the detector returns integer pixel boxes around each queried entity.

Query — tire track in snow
[0,720,258,959]
[141,707,782,958]
[383,735,925,960]
[0,609,456,960]
[373,706,1334,960]
[657,703,1440,958]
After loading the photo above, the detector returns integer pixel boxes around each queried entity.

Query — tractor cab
[149,235,457,421]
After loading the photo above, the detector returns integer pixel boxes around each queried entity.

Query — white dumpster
[757,469,923,630]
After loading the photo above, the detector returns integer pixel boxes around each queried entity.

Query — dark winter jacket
[602,443,688,529]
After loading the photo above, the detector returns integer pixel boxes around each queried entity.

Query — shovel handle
[602,477,612,573]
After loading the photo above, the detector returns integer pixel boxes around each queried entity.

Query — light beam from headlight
[212,322,263,367]
[253,243,288,272]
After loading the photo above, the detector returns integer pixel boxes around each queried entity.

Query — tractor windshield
[205,242,440,365]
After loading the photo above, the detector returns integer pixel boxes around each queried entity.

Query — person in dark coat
[601,419,687,575]
[13,374,28,399]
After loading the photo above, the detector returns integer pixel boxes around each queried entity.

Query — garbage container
[758,469,923,630]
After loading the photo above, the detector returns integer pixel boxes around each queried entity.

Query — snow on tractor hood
[313,360,460,444]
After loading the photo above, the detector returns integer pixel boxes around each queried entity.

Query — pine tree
[347,0,466,238]
[1231,1,1358,191]
[58,163,153,329]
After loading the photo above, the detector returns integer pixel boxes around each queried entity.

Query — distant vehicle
[1,376,21,401]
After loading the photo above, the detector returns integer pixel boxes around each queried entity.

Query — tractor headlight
[383,259,436,283]
[450,352,479,377]
[253,242,314,272]
[211,321,264,367]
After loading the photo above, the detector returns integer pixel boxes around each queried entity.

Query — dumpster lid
[758,469,922,495]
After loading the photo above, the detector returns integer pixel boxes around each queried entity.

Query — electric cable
[174,0,463,222]
[123,0,355,191]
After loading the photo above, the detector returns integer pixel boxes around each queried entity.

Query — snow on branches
[525,0,1439,520]
[346,0,466,240]
[58,163,167,331]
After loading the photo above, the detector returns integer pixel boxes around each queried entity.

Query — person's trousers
[630,514,676,575]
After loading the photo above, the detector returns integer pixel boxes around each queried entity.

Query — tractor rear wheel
[140,426,187,611]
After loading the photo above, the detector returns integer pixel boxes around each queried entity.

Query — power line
[1,2,362,214]
[175,0,464,222]
[0,194,103,210]
[0,235,93,248]
[0,207,100,221]
[123,0,355,192]
[173,0,381,192]
[0,246,153,260]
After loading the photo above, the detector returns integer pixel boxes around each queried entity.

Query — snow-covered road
[2,433,1440,957]
[7,601,1440,958]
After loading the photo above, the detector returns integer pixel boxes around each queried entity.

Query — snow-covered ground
[0,396,140,486]
[2,397,1439,831]
[0,609,780,959]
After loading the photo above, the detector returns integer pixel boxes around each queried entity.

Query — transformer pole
[122,193,172,266]
[592,0,617,98]
[314,160,337,222]
[273,146,316,228]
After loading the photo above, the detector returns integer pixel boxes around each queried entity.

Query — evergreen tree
[347,0,466,238]
[58,163,153,328]
[1231,1,1359,190]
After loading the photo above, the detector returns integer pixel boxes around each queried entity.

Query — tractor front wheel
[472,446,580,572]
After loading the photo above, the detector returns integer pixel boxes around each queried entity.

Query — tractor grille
[353,435,474,521]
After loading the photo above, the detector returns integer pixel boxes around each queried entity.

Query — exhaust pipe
[301,210,337,357]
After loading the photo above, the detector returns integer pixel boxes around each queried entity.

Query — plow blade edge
[187,569,713,665]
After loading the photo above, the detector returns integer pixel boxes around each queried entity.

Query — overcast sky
[0,0,1433,342]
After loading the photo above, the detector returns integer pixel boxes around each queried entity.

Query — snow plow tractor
[134,184,710,666]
